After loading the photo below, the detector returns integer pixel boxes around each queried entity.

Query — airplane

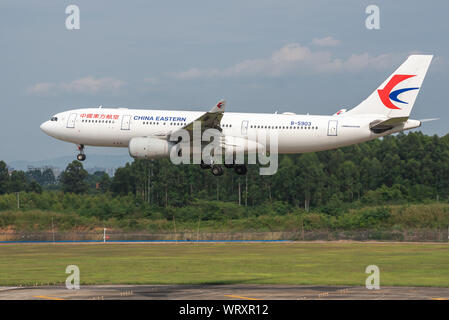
[40,54,433,176]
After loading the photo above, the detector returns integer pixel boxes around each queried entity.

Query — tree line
[1,131,448,213]
[106,131,449,210]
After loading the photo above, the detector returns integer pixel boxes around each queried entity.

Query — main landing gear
[200,160,247,176]
[222,161,248,175]
[233,164,247,175]
[76,144,86,161]
[211,164,224,176]
[201,160,224,176]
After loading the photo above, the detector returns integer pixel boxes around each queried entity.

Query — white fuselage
[39,55,433,161]
[40,107,420,155]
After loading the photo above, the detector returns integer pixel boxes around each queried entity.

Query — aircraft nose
[40,121,51,134]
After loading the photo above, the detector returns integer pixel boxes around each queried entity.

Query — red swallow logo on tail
[377,74,419,110]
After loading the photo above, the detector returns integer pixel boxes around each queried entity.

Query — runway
[1,284,449,300]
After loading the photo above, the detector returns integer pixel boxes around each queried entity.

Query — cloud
[143,77,160,85]
[312,36,341,47]
[27,76,126,95]
[27,82,55,94]
[169,42,400,80]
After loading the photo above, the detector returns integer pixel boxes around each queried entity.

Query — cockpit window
[50,117,58,121]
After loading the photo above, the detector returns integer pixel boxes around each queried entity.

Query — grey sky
[1,0,448,162]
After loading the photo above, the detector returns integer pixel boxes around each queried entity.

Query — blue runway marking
[0,240,290,243]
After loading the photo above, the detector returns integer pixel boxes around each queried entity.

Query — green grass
[0,242,449,287]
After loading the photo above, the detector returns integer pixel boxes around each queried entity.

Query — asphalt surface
[1,284,449,300]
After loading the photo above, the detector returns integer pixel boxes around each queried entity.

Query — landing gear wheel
[76,144,86,161]
[200,160,212,169]
[234,164,247,175]
[211,165,224,176]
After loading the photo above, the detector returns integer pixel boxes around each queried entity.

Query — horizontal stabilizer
[370,117,423,133]
[419,118,439,123]
[369,117,409,133]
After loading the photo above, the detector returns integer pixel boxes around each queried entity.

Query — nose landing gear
[76,144,86,161]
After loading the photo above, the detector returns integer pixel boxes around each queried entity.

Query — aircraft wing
[170,99,226,138]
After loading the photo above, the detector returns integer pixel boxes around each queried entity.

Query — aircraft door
[241,120,249,135]
[327,120,338,136]
[121,115,131,130]
[67,113,77,128]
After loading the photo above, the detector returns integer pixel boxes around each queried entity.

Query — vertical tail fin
[347,55,433,118]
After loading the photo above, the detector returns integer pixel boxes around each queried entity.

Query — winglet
[210,99,226,113]
[333,108,347,116]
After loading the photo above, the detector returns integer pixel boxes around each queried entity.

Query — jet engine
[128,137,174,159]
